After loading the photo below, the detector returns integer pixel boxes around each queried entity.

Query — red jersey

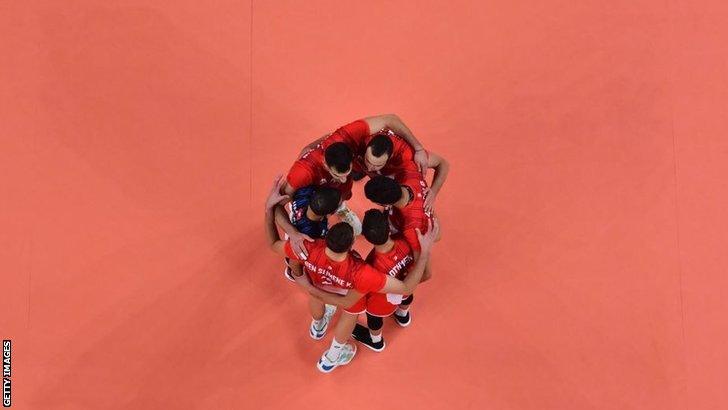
[320,120,371,153]
[322,121,419,178]
[286,147,353,200]
[365,237,415,316]
[284,240,386,296]
[365,237,415,281]
[363,131,418,178]
[388,168,432,253]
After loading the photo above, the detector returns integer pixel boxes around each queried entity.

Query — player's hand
[289,230,314,260]
[414,149,429,179]
[416,216,440,255]
[265,174,289,210]
[424,191,437,214]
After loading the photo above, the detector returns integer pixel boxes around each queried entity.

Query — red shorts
[365,293,409,317]
[344,297,367,314]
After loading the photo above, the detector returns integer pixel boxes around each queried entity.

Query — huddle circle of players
[264,114,449,373]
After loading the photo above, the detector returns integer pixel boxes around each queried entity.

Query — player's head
[364,134,393,172]
[362,209,390,245]
[364,175,402,205]
[324,142,353,183]
[326,222,355,253]
[309,187,341,216]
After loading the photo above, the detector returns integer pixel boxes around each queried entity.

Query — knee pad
[366,313,384,331]
[400,294,414,306]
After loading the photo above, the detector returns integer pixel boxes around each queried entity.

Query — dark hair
[362,209,390,245]
[326,222,354,253]
[309,187,341,216]
[367,134,393,157]
[324,142,353,174]
[364,176,402,205]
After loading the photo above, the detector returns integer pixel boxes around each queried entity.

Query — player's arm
[281,181,296,196]
[407,224,439,282]
[264,175,292,255]
[411,249,433,283]
[273,203,301,239]
[289,261,320,294]
[308,287,364,310]
[378,218,439,295]
[285,239,359,305]
[423,152,450,213]
[278,172,315,259]
[363,114,424,152]
[363,114,428,176]
[289,263,358,307]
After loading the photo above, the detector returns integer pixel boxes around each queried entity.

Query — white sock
[395,308,408,317]
[326,338,346,362]
[370,332,382,343]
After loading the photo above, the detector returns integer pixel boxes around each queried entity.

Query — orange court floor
[1,1,727,409]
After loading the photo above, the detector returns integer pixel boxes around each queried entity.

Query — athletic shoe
[283,265,295,282]
[283,257,295,282]
[317,343,357,373]
[337,205,362,236]
[351,323,385,352]
[309,304,337,340]
[393,311,411,327]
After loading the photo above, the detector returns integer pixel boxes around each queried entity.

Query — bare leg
[309,295,325,320]
[322,311,360,364]
[333,311,358,344]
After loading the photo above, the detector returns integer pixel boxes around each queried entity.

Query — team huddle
[264,114,449,373]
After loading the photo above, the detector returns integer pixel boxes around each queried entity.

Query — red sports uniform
[365,237,415,316]
[286,146,353,200]
[321,120,420,178]
[285,240,387,314]
[388,167,433,253]
[360,131,420,178]
[320,120,371,153]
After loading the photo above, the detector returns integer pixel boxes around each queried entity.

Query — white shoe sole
[317,345,357,373]
[394,314,411,327]
[359,340,386,352]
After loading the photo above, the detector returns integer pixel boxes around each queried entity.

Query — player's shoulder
[326,120,369,151]
[292,185,315,201]
[287,159,313,182]
[296,146,325,165]
[338,119,369,137]
[305,239,328,253]
[288,152,325,188]
[390,133,414,154]
[354,258,380,278]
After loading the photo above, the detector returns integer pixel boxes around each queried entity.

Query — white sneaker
[317,343,357,373]
[309,304,337,340]
[336,204,362,235]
